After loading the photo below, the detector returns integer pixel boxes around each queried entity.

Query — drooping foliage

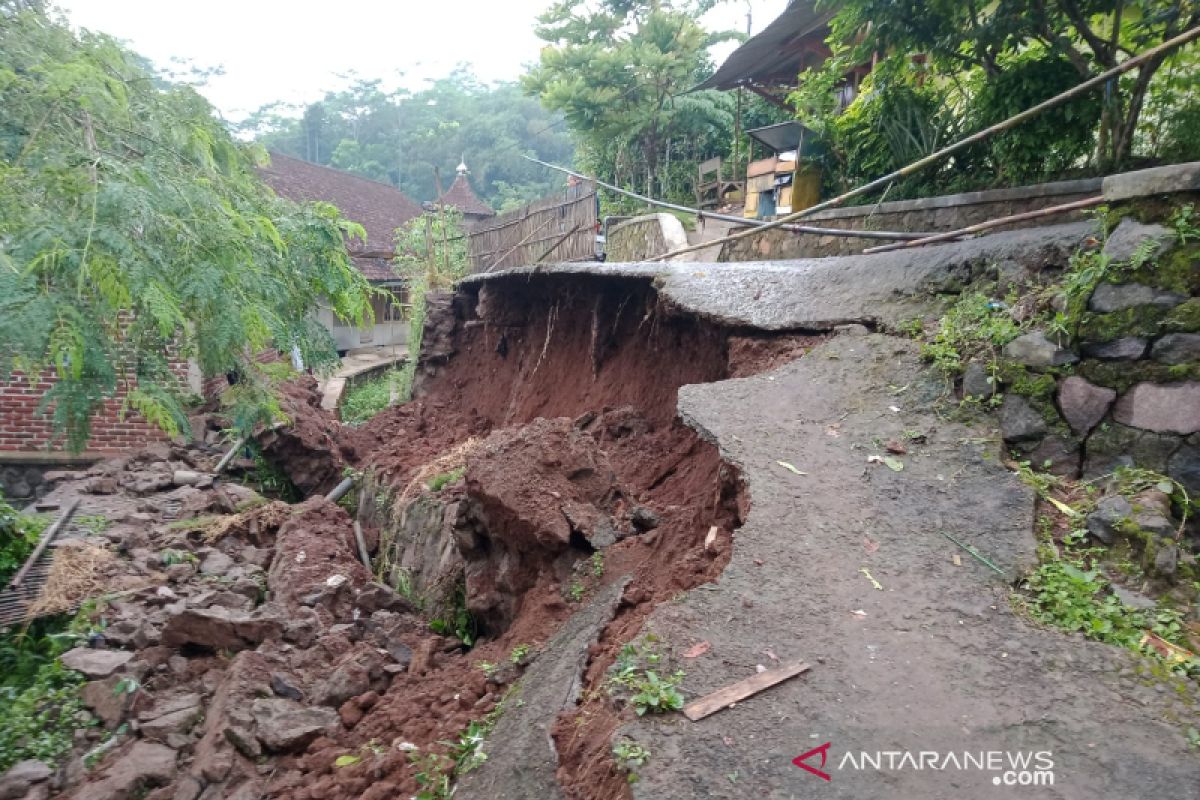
[391,207,471,402]
[0,6,373,450]
[522,0,758,205]
[242,70,577,212]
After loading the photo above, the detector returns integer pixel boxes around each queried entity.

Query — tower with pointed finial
[440,155,495,225]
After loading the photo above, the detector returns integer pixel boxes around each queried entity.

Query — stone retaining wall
[721,177,1102,261]
[979,216,1199,538]
[606,213,688,261]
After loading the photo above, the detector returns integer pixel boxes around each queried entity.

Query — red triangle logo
[793,742,832,781]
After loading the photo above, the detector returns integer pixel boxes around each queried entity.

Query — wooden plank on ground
[683,660,811,722]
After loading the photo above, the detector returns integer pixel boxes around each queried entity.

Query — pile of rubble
[0,440,491,800]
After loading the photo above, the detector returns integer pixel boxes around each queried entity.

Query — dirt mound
[256,377,347,496]
[414,274,729,428]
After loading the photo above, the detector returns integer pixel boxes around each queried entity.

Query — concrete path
[680,217,739,262]
[622,334,1199,799]
[317,347,407,412]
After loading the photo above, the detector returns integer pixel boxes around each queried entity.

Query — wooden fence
[466,181,597,273]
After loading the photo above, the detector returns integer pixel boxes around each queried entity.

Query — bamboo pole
[522,155,933,241]
[8,498,79,589]
[649,25,1200,262]
[486,217,553,271]
[535,223,587,263]
[861,195,1106,255]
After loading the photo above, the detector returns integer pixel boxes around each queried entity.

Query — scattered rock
[833,323,870,337]
[0,760,52,800]
[141,706,202,743]
[76,741,177,800]
[1168,442,1200,495]
[630,506,660,532]
[171,470,206,486]
[198,550,234,576]
[251,699,338,753]
[312,647,382,706]
[223,724,261,759]
[1112,382,1200,435]
[1057,376,1115,435]
[999,396,1048,442]
[1085,495,1132,545]
[161,607,282,652]
[1111,584,1156,611]
[961,360,995,399]
[1101,219,1174,264]
[172,775,203,800]
[1150,333,1200,365]
[1154,543,1178,577]
[1023,436,1080,478]
[84,476,119,495]
[60,647,133,679]
[1002,331,1077,369]
[270,673,304,701]
[354,582,413,614]
[1080,336,1148,360]
[1088,282,1185,313]
[81,676,128,728]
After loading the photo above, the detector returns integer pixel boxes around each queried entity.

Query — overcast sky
[55,0,790,122]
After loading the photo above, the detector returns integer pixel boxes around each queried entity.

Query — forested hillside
[240,71,576,211]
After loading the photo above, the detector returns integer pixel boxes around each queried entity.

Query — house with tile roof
[259,152,424,352]
[438,160,495,226]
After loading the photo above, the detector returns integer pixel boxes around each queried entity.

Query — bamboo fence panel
[467,181,597,272]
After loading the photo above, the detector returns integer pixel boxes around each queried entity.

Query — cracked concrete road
[622,334,1200,800]
[464,221,1093,330]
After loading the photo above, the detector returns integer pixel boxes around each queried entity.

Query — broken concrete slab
[455,578,629,800]
[462,221,1093,330]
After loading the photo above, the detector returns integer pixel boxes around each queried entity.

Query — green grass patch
[340,368,409,426]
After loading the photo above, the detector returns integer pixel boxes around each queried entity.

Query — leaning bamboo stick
[649,24,1200,262]
[534,223,587,263]
[523,155,931,241]
[487,217,553,271]
[860,195,1106,254]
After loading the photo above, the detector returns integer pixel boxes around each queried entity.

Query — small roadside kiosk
[742,121,822,220]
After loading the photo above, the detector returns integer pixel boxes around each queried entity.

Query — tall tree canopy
[522,0,757,203]
[242,70,576,211]
[0,5,373,449]
[821,0,1200,169]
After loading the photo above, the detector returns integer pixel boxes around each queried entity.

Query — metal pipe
[214,437,247,474]
[326,476,356,503]
[650,24,1200,261]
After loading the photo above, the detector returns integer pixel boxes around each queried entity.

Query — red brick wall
[0,365,184,454]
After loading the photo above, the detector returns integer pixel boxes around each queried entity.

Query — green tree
[0,5,373,450]
[242,70,577,209]
[819,0,1200,170]
[522,0,740,202]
